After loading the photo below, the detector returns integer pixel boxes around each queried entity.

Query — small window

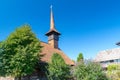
[118,59,120,62]
[109,60,114,63]
[114,59,118,62]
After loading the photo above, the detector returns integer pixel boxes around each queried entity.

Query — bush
[107,64,120,80]
[74,60,109,80]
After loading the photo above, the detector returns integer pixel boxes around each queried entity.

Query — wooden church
[38,6,74,79]
[40,6,74,65]
[0,6,74,80]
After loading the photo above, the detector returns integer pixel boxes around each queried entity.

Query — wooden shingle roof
[40,42,74,65]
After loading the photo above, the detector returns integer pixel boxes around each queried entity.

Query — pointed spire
[50,5,55,30]
[46,5,61,36]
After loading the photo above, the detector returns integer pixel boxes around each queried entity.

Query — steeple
[50,5,55,30]
[45,5,61,49]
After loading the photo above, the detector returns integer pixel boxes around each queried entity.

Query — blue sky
[0,0,120,60]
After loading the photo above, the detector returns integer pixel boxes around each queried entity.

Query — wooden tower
[45,5,61,49]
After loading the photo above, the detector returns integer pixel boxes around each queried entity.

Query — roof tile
[40,42,74,65]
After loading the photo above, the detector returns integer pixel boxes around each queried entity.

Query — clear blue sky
[0,0,120,60]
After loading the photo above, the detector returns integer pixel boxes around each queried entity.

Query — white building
[95,48,120,68]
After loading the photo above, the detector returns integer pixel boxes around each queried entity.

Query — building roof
[45,29,61,36]
[95,48,120,62]
[40,42,74,65]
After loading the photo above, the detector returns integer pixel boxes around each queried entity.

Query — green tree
[0,46,4,76]
[77,53,83,62]
[0,25,41,80]
[0,48,3,54]
[47,53,71,80]
[74,60,109,80]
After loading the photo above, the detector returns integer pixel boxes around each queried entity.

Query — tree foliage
[0,45,5,76]
[0,25,41,78]
[77,53,83,62]
[47,53,71,80]
[74,60,109,80]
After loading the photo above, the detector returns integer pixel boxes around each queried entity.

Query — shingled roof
[40,42,74,66]
[95,48,120,62]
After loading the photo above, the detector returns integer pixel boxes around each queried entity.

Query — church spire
[50,5,55,30]
[45,5,61,49]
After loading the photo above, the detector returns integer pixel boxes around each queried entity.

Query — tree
[77,53,83,62]
[74,60,109,80]
[0,25,41,80]
[47,53,71,80]
[0,47,3,54]
[0,45,5,76]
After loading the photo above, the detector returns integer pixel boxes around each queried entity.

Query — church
[40,6,74,66]
[0,7,74,80]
